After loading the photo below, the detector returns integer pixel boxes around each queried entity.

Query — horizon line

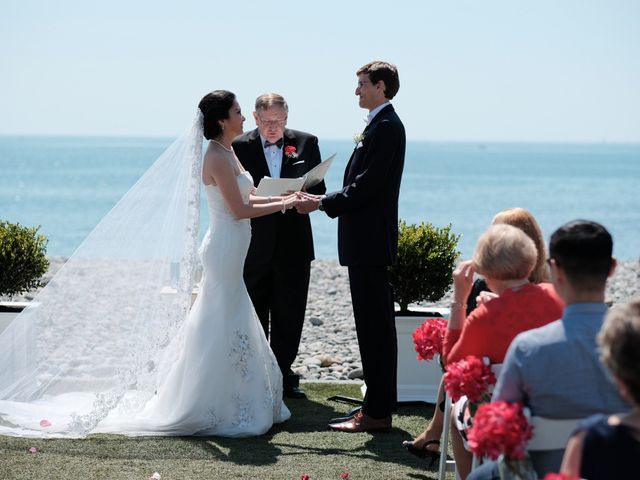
[1,133,639,146]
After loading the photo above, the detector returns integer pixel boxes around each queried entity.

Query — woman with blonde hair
[492,207,549,283]
[403,209,561,473]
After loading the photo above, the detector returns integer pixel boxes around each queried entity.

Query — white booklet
[255,153,336,196]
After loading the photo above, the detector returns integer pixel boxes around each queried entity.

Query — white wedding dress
[94,171,291,436]
[0,137,290,437]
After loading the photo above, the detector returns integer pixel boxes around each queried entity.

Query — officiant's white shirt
[260,135,283,178]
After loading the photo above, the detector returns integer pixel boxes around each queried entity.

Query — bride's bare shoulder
[203,144,238,186]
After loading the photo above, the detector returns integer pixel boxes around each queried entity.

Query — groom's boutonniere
[353,132,366,148]
[284,145,298,163]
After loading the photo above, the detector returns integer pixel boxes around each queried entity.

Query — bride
[0,91,298,437]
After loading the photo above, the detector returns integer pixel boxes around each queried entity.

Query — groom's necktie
[264,138,283,148]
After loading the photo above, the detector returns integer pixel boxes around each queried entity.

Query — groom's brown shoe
[329,407,362,424]
[328,411,392,433]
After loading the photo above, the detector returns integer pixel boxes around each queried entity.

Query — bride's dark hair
[198,90,236,140]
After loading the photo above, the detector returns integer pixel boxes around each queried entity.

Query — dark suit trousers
[244,260,310,389]
[348,266,397,418]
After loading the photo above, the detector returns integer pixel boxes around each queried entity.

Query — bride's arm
[248,193,289,205]
[205,152,298,219]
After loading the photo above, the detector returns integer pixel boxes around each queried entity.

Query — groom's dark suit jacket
[322,104,406,266]
[233,128,326,264]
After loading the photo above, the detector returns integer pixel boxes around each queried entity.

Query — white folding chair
[437,392,456,480]
[439,362,503,479]
[526,415,583,451]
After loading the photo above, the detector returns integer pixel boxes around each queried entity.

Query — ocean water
[1,137,639,261]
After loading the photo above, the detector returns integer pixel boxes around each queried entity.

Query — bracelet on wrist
[268,196,272,202]
[281,199,286,214]
[450,300,468,311]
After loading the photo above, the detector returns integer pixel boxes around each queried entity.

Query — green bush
[0,221,49,298]
[389,220,461,313]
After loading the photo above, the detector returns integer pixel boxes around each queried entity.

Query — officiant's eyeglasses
[257,116,287,128]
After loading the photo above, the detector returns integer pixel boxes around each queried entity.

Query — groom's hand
[295,192,321,214]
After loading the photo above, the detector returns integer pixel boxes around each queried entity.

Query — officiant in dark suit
[232,93,326,399]
[297,61,405,431]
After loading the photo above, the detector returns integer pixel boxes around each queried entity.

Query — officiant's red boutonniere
[284,145,298,163]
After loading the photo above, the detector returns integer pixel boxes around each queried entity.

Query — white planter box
[0,301,29,334]
[396,306,449,403]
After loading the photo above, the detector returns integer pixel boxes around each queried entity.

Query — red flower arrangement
[412,318,448,362]
[543,474,580,480]
[467,401,534,461]
[284,145,298,161]
[443,355,496,403]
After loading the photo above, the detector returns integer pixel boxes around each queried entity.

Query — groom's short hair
[255,93,289,113]
[357,61,400,100]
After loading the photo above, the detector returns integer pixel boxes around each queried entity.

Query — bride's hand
[296,192,320,200]
[283,194,299,210]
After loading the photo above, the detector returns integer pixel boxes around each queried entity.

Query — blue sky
[1,0,639,141]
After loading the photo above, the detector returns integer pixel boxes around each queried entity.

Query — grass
[0,383,453,480]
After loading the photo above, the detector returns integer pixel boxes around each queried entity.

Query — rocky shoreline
[4,257,639,382]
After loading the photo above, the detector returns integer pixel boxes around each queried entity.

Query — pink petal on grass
[147,473,161,480]
[39,419,52,427]
[28,447,38,454]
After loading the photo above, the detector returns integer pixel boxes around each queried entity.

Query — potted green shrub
[0,221,49,332]
[389,220,460,402]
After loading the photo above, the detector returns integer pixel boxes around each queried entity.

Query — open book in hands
[255,154,336,196]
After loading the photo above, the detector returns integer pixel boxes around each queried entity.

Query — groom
[233,93,326,399]
[297,61,406,432]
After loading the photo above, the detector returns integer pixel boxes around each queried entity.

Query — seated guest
[559,298,640,479]
[403,208,555,462]
[443,224,564,478]
[469,220,631,480]
[443,223,563,365]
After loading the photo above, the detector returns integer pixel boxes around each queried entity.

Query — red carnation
[340,473,349,479]
[284,145,298,159]
[443,355,496,403]
[300,475,309,480]
[412,318,448,362]
[467,401,533,461]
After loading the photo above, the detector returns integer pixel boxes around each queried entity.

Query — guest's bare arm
[559,430,586,478]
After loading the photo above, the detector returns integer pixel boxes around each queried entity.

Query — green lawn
[0,383,453,480]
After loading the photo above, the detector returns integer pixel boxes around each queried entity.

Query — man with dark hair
[469,220,630,479]
[233,93,326,399]
[297,61,405,432]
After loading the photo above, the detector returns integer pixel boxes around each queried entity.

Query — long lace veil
[0,111,204,437]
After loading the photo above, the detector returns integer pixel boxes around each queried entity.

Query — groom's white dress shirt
[366,101,391,125]
[260,135,283,178]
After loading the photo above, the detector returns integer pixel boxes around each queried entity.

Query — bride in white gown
[0,91,297,437]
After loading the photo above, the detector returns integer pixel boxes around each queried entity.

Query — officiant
[233,92,326,399]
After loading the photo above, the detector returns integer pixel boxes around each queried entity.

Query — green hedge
[0,221,49,298]
[390,220,460,313]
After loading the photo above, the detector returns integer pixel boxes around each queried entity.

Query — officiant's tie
[264,138,284,148]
